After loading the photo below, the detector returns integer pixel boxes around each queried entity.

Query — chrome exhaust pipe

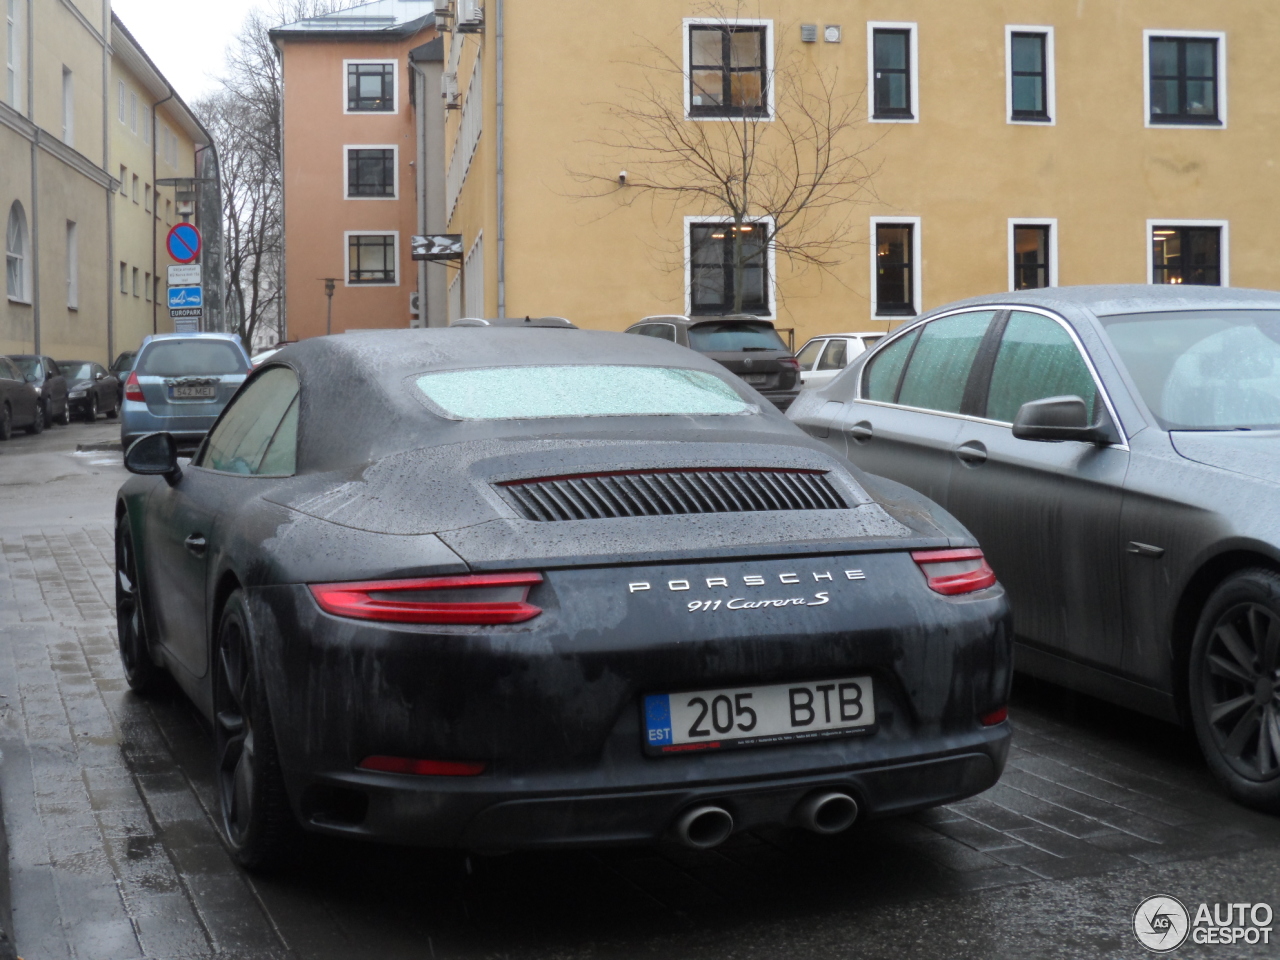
[673,805,734,850]
[795,791,859,835]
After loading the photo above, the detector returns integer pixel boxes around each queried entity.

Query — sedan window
[201,367,300,475]
[795,339,825,369]
[862,329,919,402]
[816,339,847,371]
[896,311,996,414]
[984,311,1098,423]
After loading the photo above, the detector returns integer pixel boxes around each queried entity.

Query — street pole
[323,278,336,335]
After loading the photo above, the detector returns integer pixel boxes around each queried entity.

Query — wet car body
[626,315,801,410]
[58,360,121,421]
[789,285,1280,809]
[0,356,41,438]
[7,354,69,426]
[117,329,1011,862]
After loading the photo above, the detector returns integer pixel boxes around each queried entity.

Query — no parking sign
[166,223,201,264]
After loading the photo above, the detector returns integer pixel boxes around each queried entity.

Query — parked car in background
[7,355,69,427]
[0,355,44,439]
[111,351,138,404]
[794,333,885,390]
[120,332,251,454]
[789,284,1280,810]
[58,360,121,422]
[626,315,800,410]
[450,316,578,329]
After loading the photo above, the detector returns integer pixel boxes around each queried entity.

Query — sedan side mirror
[24,373,36,383]
[95,371,105,380]
[124,433,182,483]
[1012,395,1117,445]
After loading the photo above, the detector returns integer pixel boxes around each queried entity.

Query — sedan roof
[931,283,1280,318]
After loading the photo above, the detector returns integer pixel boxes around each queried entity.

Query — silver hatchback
[120,333,250,454]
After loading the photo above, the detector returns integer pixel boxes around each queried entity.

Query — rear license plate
[170,384,216,400]
[742,373,768,385]
[644,676,873,755]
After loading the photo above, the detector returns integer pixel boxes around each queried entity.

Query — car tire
[26,401,45,435]
[83,395,98,423]
[214,590,297,871]
[115,516,165,694]
[105,396,118,420]
[1189,568,1280,811]
[0,403,10,441]
[57,399,71,426]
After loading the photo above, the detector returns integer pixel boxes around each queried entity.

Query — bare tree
[575,5,876,315]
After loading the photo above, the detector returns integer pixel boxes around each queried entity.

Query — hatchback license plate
[644,676,873,754]
[171,384,216,400]
[743,373,768,385]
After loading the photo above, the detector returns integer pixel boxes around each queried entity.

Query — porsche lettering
[627,570,865,594]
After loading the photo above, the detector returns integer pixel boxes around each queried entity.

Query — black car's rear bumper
[250,551,1013,849]
[762,388,800,411]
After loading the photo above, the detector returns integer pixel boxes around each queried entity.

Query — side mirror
[124,433,182,482]
[24,373,36,383]
[95,371,105,380]
[1012,395,1117,445]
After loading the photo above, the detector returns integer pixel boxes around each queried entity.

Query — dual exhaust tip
[673,790,859,850]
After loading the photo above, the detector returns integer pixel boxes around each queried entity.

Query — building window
[61,67,73,146]
[688,221,770,316]
[7,0,20,108]
[132,267,140,297]
[142,105,150,144]
[464,233,484,317]
[347,233,397,284]
[686,23,770,119]
[119,261,126,294]
[1148,34,1222,126]
[1008,29,1052,122]
[346,62,395,112]
[869,23,917,121]
[144,271,151,301]
[6,201,29,302]
[1151,224,1224,285]
[144,184,151,213]
[66,221,78,309]
[346,147,396,198]
[129,92,137,132]
[872,219,920,317]
[165,198,171,224]
[118,165,126,194]
[132,174,139,203]
[117,80,124,121]
[154,276,160,302]
[1010,221,1055,290]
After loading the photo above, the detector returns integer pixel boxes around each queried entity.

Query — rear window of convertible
[414,365,755,419]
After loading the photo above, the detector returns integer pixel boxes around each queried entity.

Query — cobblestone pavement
[2,425,1279,959]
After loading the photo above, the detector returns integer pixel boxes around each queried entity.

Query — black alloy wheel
[83,394,98,423]
[0,403,10,441]
[26,401,45,434]
[57,398,71,425]
[105,392,119,419]
[1190,569,1280,810]
[115,516,163,693]
[213,591,295,870]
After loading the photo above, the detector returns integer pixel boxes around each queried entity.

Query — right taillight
[124,371,144,402]
[911,548,997,596]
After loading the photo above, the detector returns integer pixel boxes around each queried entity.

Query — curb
[75,441,122,453]
[0,778,14,960]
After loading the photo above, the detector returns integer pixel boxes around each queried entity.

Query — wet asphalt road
[1,421,1279,960]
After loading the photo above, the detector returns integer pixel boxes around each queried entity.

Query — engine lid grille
[500,468,847,521]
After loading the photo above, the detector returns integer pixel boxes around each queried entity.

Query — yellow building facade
[442,1,1280,346]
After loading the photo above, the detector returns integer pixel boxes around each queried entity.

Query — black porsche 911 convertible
[116,329,1012,869]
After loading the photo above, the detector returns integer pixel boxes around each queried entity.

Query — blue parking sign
[168,285,203,309]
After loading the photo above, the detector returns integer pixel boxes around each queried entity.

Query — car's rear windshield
[415,365,754,419]
[688,321,787,353]
[1100,309,1280,430]
[137,341,248,377]
[60,362,93,381]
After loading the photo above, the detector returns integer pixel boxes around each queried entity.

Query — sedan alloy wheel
[115,517,162,693]
[0,403,10,441]
[26,401,45,434]
[84,394,98,423]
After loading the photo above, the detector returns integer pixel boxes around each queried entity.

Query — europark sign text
[166,225,203,331]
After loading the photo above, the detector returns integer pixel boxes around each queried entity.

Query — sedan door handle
[955,440,988,465]
[184,534,207,557]
[847,421,873,443]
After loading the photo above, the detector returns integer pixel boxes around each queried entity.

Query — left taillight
[911,548,997,596]
[124,371,144,402]
[309,572,544,625]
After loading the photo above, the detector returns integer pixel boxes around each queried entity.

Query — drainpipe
[495,0,505,318]
[151,89,175,335]
[26,0,38,352]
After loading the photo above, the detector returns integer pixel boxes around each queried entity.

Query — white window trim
[867,22,919,124]
[343,58,399,115]
[682,215,777,320]
[344,230,400,288]
[1005,25,1055,125]
[1143,29,1227,130]
[1007,218,1058,291]
[343,144,399,201]
[1146,219,1229,286]
[682,18,775,122]
[869,216,923,318]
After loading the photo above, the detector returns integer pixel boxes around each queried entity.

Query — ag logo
[1133,895,1190,952]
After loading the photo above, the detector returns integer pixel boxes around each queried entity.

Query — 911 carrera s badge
[627,569,864,612]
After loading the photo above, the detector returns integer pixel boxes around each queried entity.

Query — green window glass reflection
[897,311,996,414]
[985,312,1097,423]
[203,367,300,475]
[862,329,918,402]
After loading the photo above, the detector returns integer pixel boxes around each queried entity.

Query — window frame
[1147,219,1229,286]
[869,216,922,319]
[343,144,399,200]
[344,230,399,287]
[1007,218,1058,291]
[682,18,775,122]
[867,21,919,123]
[683,215,777,319]
[855,305,1126,444]
[6,200,30,304]
[1143,30,1227,129]
[1005,26,1055,125]
[343,58,399,115]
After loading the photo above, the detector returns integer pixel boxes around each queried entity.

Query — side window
[257,396,298,477]
[816,338,847,371]
[651,324,676,342]
[0,358,15,380]
[200,367,299,475]
[896,310,997,413]
[795,339,825,370]
[862,328,919,402]
[985,311,1098,423]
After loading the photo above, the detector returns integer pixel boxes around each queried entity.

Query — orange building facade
[273,3,442,340]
